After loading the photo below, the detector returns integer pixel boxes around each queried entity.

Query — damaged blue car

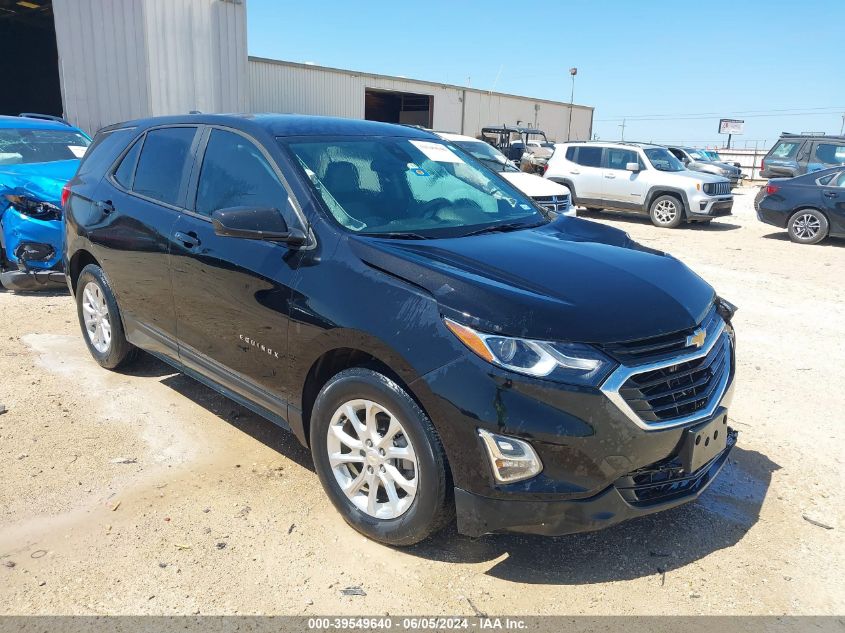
[0,114,91,291]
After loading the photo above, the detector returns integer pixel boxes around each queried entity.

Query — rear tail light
[760,159,765,172]
[542,162,549,175]
[61,183,71,208]
[766,184,779,195]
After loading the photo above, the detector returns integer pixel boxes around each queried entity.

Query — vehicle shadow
[0,287,70,297]
[761,231,844,247]
[575,210,741,232]
[406,446,778,585]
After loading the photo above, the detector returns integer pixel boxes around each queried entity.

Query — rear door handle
[97,200,114,214]
[823,191,838,198]
[604,173,616,179]
[569,170,580,175]
[174,230,200,249]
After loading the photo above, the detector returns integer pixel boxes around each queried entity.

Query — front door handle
[174,231,200,249]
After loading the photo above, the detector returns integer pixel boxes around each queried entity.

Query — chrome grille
[703,181,731,196]
[533,194,570,214]
[619,334,730,422]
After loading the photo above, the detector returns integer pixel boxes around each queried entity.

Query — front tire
[649,195,684,228]
[787,209,828,245]
[75,264,138,369]
[310,368,452,546]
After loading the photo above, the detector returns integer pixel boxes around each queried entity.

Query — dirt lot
[0,185,842,616]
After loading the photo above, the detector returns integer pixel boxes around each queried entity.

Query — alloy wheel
[791,213,821,240]
[326,399,419,519]
[82,281,112,353]
[653,199,678,224]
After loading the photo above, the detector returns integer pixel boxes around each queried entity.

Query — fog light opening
[478,429,543,483]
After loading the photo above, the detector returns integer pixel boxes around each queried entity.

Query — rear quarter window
[570,146,602,167]
[770,141,800,159]
[813,143,845,165]
[76,128,136,180]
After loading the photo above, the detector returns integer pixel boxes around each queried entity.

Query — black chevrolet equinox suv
[64,114,737,545]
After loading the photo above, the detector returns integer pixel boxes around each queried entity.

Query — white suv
[544,142,733,228]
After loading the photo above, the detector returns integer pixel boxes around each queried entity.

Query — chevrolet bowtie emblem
[686,328,706,349]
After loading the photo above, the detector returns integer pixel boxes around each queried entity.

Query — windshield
[0,128,90,165]
[705,150,722,161]
[644,148,686,172]
[283,137,544,238]
[452,140,516,172]
[686,149,710,161]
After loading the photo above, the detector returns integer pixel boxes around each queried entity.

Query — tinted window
[113,138,142,189]
[770,141,800,159]
[605,148,638,170]
[132,127,196,206]
[195,129,286,217]
[77,128,134,179]
[835,171,845,188]
[573,146,602,167]
[565,146,576,161]
[813,143,845,165]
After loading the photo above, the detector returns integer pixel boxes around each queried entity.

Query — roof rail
[18,113,72,126]
[780,131,845,139]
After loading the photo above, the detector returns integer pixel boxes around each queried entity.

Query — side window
[605,148,637,170]
[575,146,602,167]
[770,141,799,159]
[813,143,845,165]
[835,171,845,188]
[78,128,134,179]
[195,129,286,217]
[565,146,576,161]
[113,137,142,189]
[132,127,197,206]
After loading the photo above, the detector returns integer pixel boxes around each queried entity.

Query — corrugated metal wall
[54,0,248,134]
[248,58,593,142]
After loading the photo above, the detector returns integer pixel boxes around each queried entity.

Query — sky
[247,0,845,149]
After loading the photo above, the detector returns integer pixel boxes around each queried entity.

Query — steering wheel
[418,197,452,220]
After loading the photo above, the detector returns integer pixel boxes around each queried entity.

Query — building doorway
[364,89,432,128]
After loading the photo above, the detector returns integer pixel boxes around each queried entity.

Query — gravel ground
[0,185,842,615]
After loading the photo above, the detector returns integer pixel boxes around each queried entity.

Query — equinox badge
[686,328,706,349]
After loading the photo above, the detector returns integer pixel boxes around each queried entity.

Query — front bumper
[457,424,736,537]
[688,195,734,218]
[0,268,66,291]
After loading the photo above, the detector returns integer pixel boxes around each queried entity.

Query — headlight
[444,318,615,385]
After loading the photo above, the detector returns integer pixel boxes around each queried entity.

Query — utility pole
[566,67,577,141]
[619,118,627,141]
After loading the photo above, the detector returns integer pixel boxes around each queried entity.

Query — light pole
[566,67,577,141]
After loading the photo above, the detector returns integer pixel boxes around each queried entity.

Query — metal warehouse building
[1,0,593,141]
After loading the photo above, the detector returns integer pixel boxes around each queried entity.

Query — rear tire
[649,195,684,228]
[75,264,138,369]
[787,209,828,245]
[310,367,452,546]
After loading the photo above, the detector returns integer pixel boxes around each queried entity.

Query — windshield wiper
[360,231,429,240]
[462,221,541,237]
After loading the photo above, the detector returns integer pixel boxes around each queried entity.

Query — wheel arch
[67,249,101,295]
[294,330,437,450]
[645,187,690,216]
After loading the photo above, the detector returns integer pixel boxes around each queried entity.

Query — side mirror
[625,162,640,172]
[211,206,306,245]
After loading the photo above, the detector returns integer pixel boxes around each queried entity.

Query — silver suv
[666,146,742,186]
[544,142,734,228]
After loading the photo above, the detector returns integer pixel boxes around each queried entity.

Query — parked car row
[543,141,734,228]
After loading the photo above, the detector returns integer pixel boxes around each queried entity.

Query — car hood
[350,217,715,344]
[670,169,730,185]
[501,172,570,197]
[0,159,79,206]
